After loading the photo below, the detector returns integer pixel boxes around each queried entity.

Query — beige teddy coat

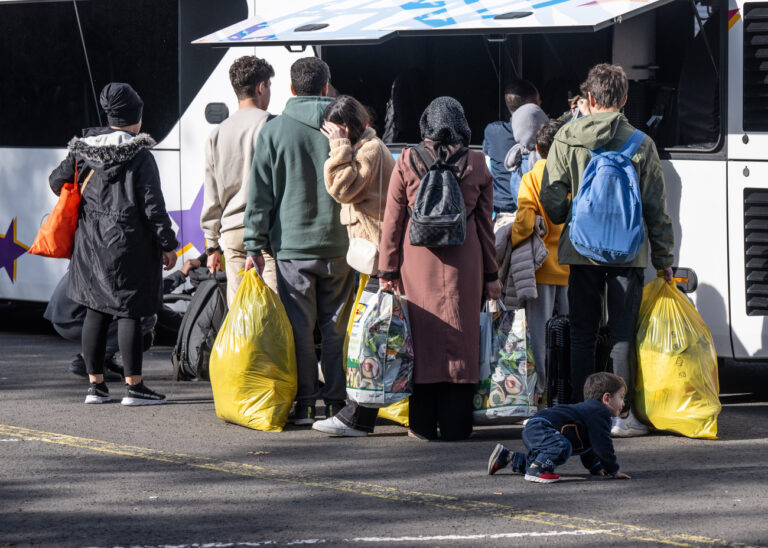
[323,128,395,247]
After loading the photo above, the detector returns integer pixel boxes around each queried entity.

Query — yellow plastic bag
[378,397,409,427]
[634,278,721,439]
[343,275,409,427]
[209,269,297,432]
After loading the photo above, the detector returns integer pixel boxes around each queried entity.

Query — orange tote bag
[28,164,94,259]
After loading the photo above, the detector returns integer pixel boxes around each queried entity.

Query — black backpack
[408,145,466,247]
[171,276,227,381]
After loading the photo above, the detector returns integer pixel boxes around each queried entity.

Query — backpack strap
[412,144,436,170]
[588,130,646,159]
[618,129,646,159]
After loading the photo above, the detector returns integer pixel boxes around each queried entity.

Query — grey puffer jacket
[496,216,548,308]
[49,127,177,317]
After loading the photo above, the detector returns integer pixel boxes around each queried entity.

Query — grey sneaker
[85,382,111,404]
[121,382,166,406]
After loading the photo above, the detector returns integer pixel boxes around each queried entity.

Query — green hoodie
[540,112,674,270]
[244,96,348,260]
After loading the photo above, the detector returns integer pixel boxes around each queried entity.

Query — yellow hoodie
[510,159,569,286]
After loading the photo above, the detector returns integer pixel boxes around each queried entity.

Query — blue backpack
[568,130,647,264]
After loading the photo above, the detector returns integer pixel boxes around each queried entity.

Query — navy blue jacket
[482,120,521,213]
[534,398,619,475]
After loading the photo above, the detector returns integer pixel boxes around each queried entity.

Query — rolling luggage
[545,316,611,407]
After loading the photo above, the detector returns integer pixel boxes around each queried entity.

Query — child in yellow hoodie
[510,120,568,403]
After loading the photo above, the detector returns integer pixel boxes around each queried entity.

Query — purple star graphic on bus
[0,217,29,283]
[168,185,206,255]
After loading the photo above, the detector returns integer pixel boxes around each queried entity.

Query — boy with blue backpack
[540,64,675,437]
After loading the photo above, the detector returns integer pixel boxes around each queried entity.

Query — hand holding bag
[29,163,94,259]
[346,154,383,275]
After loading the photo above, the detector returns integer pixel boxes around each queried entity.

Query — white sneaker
[312,416,367,437]
[611,411,650,437]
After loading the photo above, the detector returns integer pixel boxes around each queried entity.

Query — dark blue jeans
[568,265,643,403]
[520,418,573,473]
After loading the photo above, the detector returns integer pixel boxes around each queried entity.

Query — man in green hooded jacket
[540,63,674,437]
[244,57,354,426]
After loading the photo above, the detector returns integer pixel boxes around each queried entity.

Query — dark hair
[290,57,331,96]
[536,120,564,159]
[229,56,275,100]
[323,95,370,144]
[504,80,539,114]
[581,64,628,110]
[583,372,627,401]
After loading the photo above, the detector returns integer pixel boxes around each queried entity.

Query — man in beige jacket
[201,55,277,304]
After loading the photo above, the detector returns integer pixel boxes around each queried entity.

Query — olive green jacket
[540,112,674,269]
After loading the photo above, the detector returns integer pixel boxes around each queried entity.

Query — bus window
[322,35,512,147]
[320,0,724,152]
[525,0,724,152]
[0,0,179,148]
[656,0,723,150]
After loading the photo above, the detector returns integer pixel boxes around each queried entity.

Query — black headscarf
[419,96,471,146]
[412,96,471,178]
[99,83,144,127]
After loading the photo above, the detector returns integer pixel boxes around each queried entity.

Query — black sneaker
[324,401,346,419]
[85,382,111,404]
[69,354,122,382]
[104,357,124,380]
[488,444,512,475]
[69,354,87,378]
[121,382,166,406]
[293,404,316,425]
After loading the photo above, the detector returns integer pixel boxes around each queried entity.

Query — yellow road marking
[0,424,758,548]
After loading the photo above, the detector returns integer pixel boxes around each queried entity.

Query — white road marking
[87,530,612,548]
[352,530,612,542]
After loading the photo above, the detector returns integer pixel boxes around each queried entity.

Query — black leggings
[82,308,142,377]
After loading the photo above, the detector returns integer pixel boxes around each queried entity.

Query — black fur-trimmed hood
[68,131,156,167]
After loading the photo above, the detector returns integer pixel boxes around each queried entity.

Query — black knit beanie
[99,83,144,127]
[419,96,471,146]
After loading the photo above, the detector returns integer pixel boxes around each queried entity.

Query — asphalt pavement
[1,304,767,548]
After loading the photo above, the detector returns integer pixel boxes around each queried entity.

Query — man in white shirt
[201,55,277,304]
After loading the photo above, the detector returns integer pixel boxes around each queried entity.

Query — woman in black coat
[48,83,178,406]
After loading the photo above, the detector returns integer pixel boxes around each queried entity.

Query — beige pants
[219,228,278,306]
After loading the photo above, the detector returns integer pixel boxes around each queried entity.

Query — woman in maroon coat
[379,96,501,440]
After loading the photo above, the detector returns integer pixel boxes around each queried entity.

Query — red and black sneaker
[524,463,561,483]
[487,444,512,475]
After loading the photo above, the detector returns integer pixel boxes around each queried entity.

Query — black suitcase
[545,315,611,407]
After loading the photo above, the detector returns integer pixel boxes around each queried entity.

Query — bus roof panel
[193,0,674,45]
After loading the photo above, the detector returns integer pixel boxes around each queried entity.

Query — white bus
[0,0,305,299]
[2,0,766,364]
